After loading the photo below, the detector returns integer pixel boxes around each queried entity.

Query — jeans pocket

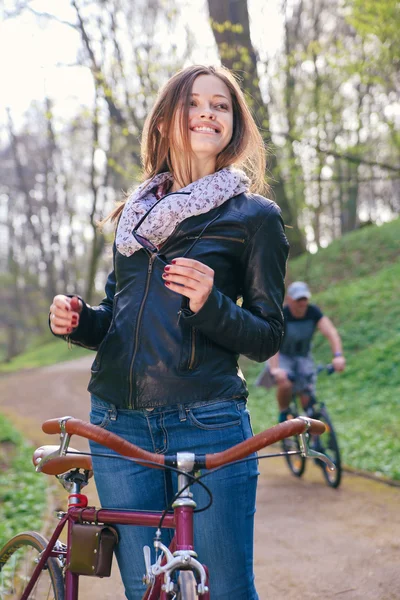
[90,398,112,429]
[187,400,242,430]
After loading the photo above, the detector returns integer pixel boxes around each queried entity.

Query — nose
[200,108,215,120]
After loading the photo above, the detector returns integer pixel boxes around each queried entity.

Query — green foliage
[0,415,47,547]
[346,0,400,50]
[344,0,400,89]
[0,337,91,374]
[244,220,400,480]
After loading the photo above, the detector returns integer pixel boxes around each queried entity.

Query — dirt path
[1,357,399,600]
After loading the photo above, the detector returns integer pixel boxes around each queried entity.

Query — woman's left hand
[162,258,214,313]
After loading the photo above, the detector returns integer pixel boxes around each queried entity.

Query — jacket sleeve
[51,243,117,351]
[181,203,289,362]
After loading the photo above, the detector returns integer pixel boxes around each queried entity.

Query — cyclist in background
[257,281,346,423]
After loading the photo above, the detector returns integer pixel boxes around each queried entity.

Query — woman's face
[172,74,234,172]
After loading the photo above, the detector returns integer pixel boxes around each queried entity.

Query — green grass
[0,336,91,374]
[244,218,400,480]
[0,414,47,547]
[287,218,399,291]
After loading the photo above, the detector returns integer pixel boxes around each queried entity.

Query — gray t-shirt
[280,304,323,357]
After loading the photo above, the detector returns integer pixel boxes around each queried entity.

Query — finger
[50,310,79,329]
[164,281,200,299]
[51,324,73,335]
[164,266,212,284]
[171,258,214,276]
[70,296,82,313]
[50,312,70,325]
[50,302,69,316]
[162,272,207,289]
[52,295,72,311]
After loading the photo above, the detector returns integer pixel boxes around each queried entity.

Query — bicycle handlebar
[287,363,335,383]
[317,363,335,375]
[42,416,325,470]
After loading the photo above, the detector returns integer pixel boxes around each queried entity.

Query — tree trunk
[207,0,305,256]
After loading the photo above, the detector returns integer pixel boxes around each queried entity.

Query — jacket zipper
[188,328,196,370]
[128,253,157,408]
[162,214,221,256]
[185,235,245,243]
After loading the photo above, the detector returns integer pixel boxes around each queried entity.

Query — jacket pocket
[178,325,207,372]
[91,331,113,373]
[91,297,119,373]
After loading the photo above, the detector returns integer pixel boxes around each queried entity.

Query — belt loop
[109,405,118,421]
[178,404,187,422]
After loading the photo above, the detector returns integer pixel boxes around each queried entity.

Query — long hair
[106,65,267,223]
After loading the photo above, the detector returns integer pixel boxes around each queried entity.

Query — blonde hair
[106,64,267,222]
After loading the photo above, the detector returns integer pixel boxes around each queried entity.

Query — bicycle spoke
[0,532,64,600]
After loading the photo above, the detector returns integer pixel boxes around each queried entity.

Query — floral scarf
[116,167,250,257]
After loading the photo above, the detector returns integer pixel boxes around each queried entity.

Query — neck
[170,154,217,192]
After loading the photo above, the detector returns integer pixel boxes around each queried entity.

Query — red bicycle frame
[21,494,210,600]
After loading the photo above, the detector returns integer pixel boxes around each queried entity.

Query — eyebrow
[191,93,230,101]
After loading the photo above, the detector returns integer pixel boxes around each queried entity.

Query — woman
[49,64,289,600]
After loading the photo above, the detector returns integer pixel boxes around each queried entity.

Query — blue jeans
[89,396,259,600]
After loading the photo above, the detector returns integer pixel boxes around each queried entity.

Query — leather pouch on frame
[68,523,119,577]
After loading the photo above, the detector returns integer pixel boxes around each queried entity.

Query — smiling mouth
[190,125,221,134]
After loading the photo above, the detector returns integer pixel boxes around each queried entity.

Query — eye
[189,99,197,107]
[215,103,229,111]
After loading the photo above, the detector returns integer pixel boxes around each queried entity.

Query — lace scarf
[116,167,250,257]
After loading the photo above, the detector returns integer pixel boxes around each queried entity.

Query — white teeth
[192,126,218,133]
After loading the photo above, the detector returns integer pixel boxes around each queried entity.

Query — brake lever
[35,416,73,472]
[297,417,336,471]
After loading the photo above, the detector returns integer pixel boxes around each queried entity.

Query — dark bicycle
[281,365,342,488]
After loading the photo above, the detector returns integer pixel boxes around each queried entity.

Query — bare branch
[25,5,77,30]
[273,130,400,173]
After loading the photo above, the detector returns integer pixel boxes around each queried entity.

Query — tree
[207,0,306,256]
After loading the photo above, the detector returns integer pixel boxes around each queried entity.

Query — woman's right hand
[49,295,82,335]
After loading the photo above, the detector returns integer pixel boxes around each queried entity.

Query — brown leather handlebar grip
[205,417,326,469]
[42,417,68,434]
[42,417,165,467]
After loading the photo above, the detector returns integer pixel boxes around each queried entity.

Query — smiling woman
[48,64,289,600]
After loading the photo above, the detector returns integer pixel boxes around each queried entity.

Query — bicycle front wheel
[313,408,342,488]
[0,531,64,600]
[176,571,198,599]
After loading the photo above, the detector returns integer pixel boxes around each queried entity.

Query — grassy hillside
[286,218,399,291]
[0,336,90,374]
[245,218,400,480]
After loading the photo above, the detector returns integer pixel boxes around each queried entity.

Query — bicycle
[281,364,342,488]
[0,414,334,599]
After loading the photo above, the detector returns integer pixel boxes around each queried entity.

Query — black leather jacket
[67,192,289,409]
